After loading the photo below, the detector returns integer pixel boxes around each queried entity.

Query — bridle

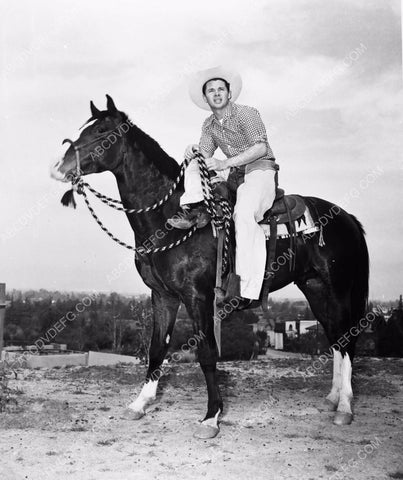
[62,127,118,179]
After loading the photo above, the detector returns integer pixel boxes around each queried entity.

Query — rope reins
[61,135,231,266]
[196,154,232,272]
[73,157,190,214]
[80,186,198,256]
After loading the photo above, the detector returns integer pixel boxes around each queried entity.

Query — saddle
[259,188,306,225]
[212,182,306,226]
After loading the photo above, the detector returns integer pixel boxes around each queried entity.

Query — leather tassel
[61,189,77,209]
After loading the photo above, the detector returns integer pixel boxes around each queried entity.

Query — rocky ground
[0,355,402,480]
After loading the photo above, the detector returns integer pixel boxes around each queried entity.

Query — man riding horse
[168,66,278,309]
[51,82,368,436]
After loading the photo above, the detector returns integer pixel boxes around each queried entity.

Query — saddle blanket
[260,206,319,239]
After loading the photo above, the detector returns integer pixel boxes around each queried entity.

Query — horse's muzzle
[50,159,70,182]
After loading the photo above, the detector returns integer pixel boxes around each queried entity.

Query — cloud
[0,0,401,299]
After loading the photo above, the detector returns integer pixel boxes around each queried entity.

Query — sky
[0,0,402,300]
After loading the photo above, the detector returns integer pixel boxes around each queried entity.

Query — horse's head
[51,95,127,182]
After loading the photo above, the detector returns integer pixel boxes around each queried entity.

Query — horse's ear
[106,94,117,114]
[90,101,101,118]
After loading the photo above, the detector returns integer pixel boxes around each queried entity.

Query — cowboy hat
[188,66,242,110]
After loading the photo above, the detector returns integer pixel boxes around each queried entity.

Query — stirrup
[167,206,210,230]
[166,214,196,230]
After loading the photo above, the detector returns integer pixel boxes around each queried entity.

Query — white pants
[233,169,276,299]
[180,161,276,300]
[180,159,229,205]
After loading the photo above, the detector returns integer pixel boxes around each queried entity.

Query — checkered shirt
[199,102,276,173]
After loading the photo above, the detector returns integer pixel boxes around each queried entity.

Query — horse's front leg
[184,296,222,439]
[128,290,180,419]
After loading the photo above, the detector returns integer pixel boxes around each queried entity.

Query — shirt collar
[205,101,236,127]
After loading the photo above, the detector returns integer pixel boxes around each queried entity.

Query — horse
[51,95,369,438]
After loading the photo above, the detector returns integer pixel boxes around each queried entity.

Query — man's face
[203,79,231,110]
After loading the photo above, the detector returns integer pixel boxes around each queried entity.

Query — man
[168,66,278,306]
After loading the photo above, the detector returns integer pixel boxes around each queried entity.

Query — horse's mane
[122,112,181,180]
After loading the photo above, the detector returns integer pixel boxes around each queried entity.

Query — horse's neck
[116,148,176,206]
[113,146,182,240]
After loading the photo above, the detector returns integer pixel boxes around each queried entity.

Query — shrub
[221,314,256,360]
[0,364,18,412]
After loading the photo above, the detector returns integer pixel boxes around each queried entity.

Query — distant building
[305,323,324,334]
[284,320,320,338]
[273,321,285,350]
[268,319,321,350]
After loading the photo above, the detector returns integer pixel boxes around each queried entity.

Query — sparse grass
[71,425,87,432]
[284,432,302,439]
[97,438,116,446]
[72,388,85,395]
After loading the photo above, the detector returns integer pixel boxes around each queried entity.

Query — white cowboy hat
[188,66,242,110]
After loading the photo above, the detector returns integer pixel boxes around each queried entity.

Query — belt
[233,158,278,173]
[227,158,278,192]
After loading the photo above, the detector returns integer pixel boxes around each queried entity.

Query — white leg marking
[337,353,353,414]
[201,409,221,429]
[128,380,158,414]
[326,348,342,406]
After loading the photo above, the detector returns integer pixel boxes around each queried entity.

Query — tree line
[4,291,402,360]
[4,291,263,361]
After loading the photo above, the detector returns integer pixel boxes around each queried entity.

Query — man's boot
[167,202,210,229]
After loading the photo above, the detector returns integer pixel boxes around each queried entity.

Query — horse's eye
[96,127,106,134]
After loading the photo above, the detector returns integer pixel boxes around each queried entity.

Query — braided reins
[77,156,190,214]
[63,139,232,268]
[196,154,232,272]
[79,186,198,255]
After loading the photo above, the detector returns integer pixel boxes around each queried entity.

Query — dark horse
[51,95,369,438]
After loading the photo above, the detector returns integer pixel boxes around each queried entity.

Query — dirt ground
[0,355,402,480]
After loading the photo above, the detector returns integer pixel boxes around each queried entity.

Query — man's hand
[205,157,228,171]
[184,144,200,161]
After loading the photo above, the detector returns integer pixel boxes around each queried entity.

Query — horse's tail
[349,214,370,325]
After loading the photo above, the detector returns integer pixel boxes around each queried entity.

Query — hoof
[325,398,338,411]
[193,424,219,439]
[126,408,146,420]
[333,411,353,425]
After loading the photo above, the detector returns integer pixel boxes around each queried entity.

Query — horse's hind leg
[335,345,356,425]
[128,290,180,419]
[324,344,356,425]
[297,277,355,425]
[326,347,342,410]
